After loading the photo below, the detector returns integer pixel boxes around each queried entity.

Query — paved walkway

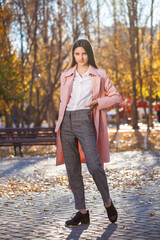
[0,151,160,240]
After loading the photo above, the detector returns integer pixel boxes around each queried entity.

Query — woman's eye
[75,52,87,55]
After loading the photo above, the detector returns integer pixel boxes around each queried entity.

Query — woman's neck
[76,64,89,76]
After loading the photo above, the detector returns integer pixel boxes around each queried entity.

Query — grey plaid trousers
[60,109,110,210]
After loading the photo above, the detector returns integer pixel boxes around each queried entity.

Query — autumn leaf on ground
[150,212,156,216]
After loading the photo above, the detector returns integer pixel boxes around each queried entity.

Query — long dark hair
[68,39,98,69]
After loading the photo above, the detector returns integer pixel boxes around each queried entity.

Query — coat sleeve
[97,71,122,110]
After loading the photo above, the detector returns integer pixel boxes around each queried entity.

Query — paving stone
[0,151,160,239]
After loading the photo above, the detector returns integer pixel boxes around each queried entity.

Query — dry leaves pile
[84,165,159,193]
[0,145,56,159]
[0,170,68,198]
[109,130,160,152]
[106,166,159,190]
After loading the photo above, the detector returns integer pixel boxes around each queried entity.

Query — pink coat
[55,64,122,167]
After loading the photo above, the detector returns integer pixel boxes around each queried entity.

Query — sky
[97,0,160,28]
[10,0,160,51]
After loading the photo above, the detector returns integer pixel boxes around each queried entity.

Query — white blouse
[66,68,93,111]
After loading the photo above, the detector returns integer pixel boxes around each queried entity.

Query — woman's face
[74,47,89,66]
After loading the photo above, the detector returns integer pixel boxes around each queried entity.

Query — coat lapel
[87,65,101,100]
[61,64,101,104]
[61,74,75,104]
[90,76,101,100]
[60,65,77,104]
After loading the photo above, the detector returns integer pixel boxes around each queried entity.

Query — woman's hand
[84,100,98,110]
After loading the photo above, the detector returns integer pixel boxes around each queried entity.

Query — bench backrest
[0,127,56,145]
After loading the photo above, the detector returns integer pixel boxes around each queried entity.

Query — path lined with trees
[0,0,160,129]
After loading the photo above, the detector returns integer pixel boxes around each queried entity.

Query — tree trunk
[28,0,38,126]
[19,10,25,127]
[72,0,79,42]
[135,8,148,126]
[149,0,154,128]
[127,0,138,129]
[112,0,120,149]
[4,110,12,128]
[96,0,100,47]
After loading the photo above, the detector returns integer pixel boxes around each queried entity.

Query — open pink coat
[55,64,122,167]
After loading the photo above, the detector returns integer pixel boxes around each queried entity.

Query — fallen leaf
[150,212,156,216]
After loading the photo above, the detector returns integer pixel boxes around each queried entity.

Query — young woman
[55,39,122,227]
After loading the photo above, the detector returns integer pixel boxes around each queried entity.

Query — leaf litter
[0,171,69,198]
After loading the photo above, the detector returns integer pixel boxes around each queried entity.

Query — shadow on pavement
[0,156,53,177]
[97,223,118,240]
[65,224,89,240]
[65,223,117,240]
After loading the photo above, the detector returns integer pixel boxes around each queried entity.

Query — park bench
[0,127,56,157]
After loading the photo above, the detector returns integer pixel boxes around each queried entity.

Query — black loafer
[105,200,118,223]
[65,210,90,227]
